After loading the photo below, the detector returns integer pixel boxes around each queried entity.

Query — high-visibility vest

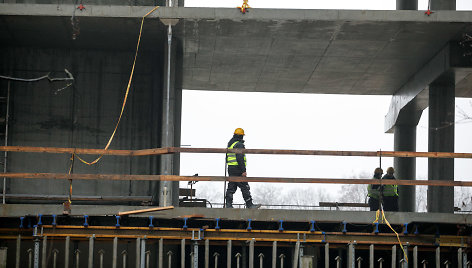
[383,184,398,197]
[367,184,380,199]
[226,141,247,166]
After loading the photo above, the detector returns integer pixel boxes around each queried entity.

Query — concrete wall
[1,46,165,201]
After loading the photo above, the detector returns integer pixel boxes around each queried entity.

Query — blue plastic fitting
[342,221,347,233]
[148,216,154,228]
[83,215,89,227]
[247,219,252,231]
[310,220,316,232]
[183,218,188,229]
[374,222,379,234]
[322,231,326,243]
[37,214,43,226]
[403,223,409,235]
[115,216,121,228]
[52,215,57,226]
[215,218,220,230]
[19,217,24,228]
[414,225,419,235]
[278,220,284,232]
[200,228,205,239]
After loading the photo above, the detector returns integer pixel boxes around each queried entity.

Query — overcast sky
[179,0,472,206]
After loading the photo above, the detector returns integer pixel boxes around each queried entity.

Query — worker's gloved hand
[242,172,247,177]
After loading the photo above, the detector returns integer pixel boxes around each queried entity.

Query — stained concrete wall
[0,46,165,201]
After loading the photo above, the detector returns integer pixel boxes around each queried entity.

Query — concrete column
[396,0,417,10]
[159,20,182,207]
[431,0,455,10]
[394,124,416,212]
[428,79,455,213]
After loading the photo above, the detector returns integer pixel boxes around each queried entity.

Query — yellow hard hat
[234,128,245,136]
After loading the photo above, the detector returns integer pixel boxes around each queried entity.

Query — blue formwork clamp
[37,214,43,226]
[247,219,252,231]
[19,217,25,229]
[278,220,284,232]
[342,221,347,234]
[148,216,154,228]
[321,231,326,243]
[310,221,316,232]
[200,228,205,239]
[83,215,89,227]
[115,216,121,228]
[414,225,419,235]
[183,218,188,229]
[403,223,409,235]
[374,222,379,234]
[52,215,57,227]
[215,218,220,230]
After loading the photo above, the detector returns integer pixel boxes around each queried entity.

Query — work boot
[245,199,261,209]
[225,196,233,208]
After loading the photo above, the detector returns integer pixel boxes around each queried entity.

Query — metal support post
[2,81,10,205]
[272,241,276,268]
[98,249,105,268]
[42,236,47,268]
[136,237,141,268]
[348,242,355,268]
[159,238,163,268]
[33,227,40,268]
[214,252,220,268]
[193,241,199,268]
[140,237,146,268]
[403,243,409,268]
[15,235,21,268]
[0,247,7,268]
[278,254,285,268]
[205,239,209,268]
[459,248,463,268]
[369,244,374,268]
[181,239,186,268]
[53,249,59,268]
[235,253,241,268]
[258,253,264,268]
[227,240,232,268]
[75,249,81,268]
[392,245,397,268]
[88,235,94,268]
[325,243,329,268]
[27,248,33,268]
[167,251,173,268]
[249,239,255,268]
[293,240,300,268]
[65,236,70,268]
[121,250,128,268]
[113,237,118,268]
[436,247,440,268]
[146,251,150,268]
[413,246,418,268]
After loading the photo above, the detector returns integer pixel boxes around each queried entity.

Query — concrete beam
[384,44,451,133]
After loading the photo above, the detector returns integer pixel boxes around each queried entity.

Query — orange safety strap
[75,5,160,165]
[373,209,408,263]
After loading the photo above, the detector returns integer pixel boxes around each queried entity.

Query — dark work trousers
[226,170,252,202]
[383,196,399,211]
[368,197,380,211]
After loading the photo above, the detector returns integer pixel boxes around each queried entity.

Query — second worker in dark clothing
[225,128,260,209]
[382,167,399,211]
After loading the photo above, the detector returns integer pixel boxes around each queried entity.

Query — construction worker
[367,167,383,211]
[225,128,260,209]
[382,167,399,211]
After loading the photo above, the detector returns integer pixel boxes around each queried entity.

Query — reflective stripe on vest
[226,141,247,166]
[383,184,398,197]
[367,184,380,199]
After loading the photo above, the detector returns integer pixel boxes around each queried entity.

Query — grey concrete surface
[2,204,472,225]
[428,79,455,213]
[394,123,417,212]
[2,5,472,96]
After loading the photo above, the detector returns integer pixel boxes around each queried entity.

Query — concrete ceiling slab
[2,4,472,96]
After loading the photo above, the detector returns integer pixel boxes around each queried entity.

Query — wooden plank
[3,172,472,187]
[118,206,174,216]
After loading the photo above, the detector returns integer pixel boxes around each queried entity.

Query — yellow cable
[75,5,160,166]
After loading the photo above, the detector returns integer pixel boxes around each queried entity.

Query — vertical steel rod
[98,250,104,268]
[249,239,255,268]
[121,250,127,268]
[392,245,397,268]
[53,249,59,268]
[325,243,329,268]
[159,238,163,268]
[227,240,232,268]
[205,239,209,268]
[41,236,47,268]
[369,244,374,268]
[459,248,463,268]
[65,236,70,268]
[292,241,300,268]
[136,237,141,268]
[75,249,80,268]
[413,246,418,268]
[113,237,118,268]
[88,235,94,268]
[27,248,32,268]
[146,251,150,268]
[33,238,39,268]
[436,247,440,268]
[193,241,199,268]
[181,239,186,268]
[140,237,146,268]
[272,241,276,268]
[403,244,409,268]
[15,235,21,268]
[348,243,355,268]
[2,81,11,204]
